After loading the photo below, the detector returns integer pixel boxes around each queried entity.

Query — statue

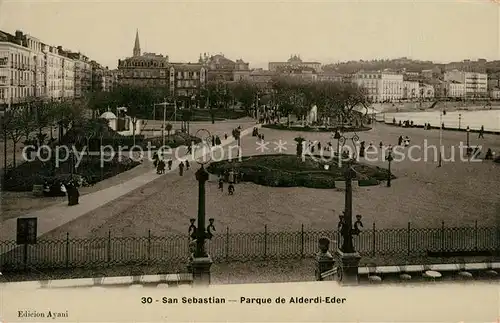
[206,218,216,240]
[188,218,197,240]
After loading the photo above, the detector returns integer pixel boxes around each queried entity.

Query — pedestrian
[479,125,484,139]
[228,183,235,195]
[153,152,159,168]
[224,133,228,140]
[398,135,403,146]
[218,177,224,191]
[167,159,173,170]
[179,161,184,176]
[185,160,190,170]
[379,141,383,149]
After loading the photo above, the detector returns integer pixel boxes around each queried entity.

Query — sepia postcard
[0,0,499,322]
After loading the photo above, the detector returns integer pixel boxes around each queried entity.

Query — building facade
[68,52,92,98]
[276,66,317,82]
[489,88,500,100]
[269,55,322,73]
[249,69,276,91]
[169,63,206,104]
[317,71,342,82]
[117,31,170,89]
[199,53,250,82]
[419,83,434,99]
[117,30,207,101]
[445,81,465,99]
[0,29,105,111]
[44,45,64,100]
[353,71,404,102]
[402,81,419,100]
[444,70,488,98]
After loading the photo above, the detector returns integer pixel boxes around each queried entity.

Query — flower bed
[206,154,393,189]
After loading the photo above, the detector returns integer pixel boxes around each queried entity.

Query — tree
[51,101,85,142]
[229,80,258,114]
[110,85,169,145]
[165,123,173,142]
[4,107,34,167]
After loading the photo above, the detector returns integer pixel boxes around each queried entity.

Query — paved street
[32,123,500,242]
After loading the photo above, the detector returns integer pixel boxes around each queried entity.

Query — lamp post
[458,114,462,130]
[188,129,214,285]
[335,131,362,285]
[466,126,470,156]
[333,130,341,156]
[438,110,443,167]
[385,145,393,187]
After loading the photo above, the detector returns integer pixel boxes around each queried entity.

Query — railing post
[300,224,304,259]
[107,230,111,265]
[441,221,445,252]
[23,244,28,271]
[147,230,151,263]
[65,232,70,268]
[225,227,229,263]
[264,225,267,260]
[372,222,376,257]
[474,220,478,251]
[407,222,411,257]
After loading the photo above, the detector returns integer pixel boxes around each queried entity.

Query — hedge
[262,124,372,132]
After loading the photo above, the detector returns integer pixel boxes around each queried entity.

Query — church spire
[133,29,141,57]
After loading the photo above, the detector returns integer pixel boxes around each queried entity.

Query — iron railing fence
[1,223,499,270]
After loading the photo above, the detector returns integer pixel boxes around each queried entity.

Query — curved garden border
[262,124,372,132]
[206,154,393,189]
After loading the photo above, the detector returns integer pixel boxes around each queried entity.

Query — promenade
[0,120,259,243]
[28,122,500,241]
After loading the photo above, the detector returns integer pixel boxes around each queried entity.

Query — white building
[0,39,33,108]
[62,54,75,99]
[445,81,465,99]
[489,87,500,100]
[43,45,64,100]
[354,71,404,102]
[402,81,419,100]
[444,70,488,98]
[24,34,46,99]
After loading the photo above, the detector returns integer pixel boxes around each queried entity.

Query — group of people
[218,169,240,195]
[153,152,190,176]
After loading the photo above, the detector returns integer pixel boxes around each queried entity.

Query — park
[1,79,499,282]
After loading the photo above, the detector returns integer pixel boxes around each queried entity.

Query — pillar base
[335,249,361,286]
[316,251,335,281]
[190,256,213,286]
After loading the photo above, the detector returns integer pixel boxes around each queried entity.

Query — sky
[0,0,499,69]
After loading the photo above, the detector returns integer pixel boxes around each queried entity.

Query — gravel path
[1,119,256,220]
[40,123,500,241]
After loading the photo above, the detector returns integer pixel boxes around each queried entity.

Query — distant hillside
[323,58,500,75]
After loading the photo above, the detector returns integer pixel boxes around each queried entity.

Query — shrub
[358,178,380,186]
[262,124,372,133]
[2,156,140,192]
